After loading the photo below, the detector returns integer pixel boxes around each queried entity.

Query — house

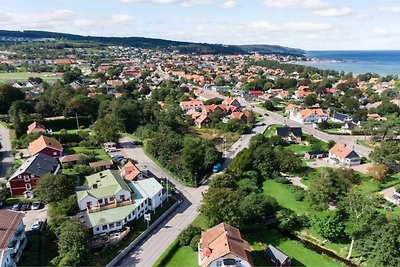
[329,143,361,167]
[28,135,63,158]
[89,160,114,172]
[285,104,299,114]
[198,223,254,267]
[265,244,291,267]
[231,112,247,123]
[7,153,60,196]
[120,161,144,181]
[26,121,46,135]
[290,109,328,125]
[180,100,204,111]
[304,151,328,160]
[330,111,352,123]
[223,97,241,108]
[195,115,211,128]
[341,121,358,134]
[276,126,302,143]
[0,210,26,267]
[76,170,164,235]
[59,154,87,165]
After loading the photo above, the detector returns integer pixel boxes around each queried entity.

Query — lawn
[52,128,91,134]
[64,146,110,161]
[263,180,309,214]
[246,228,344,267]
[191,127,240,151]
[158,245,198,267]
[263,124,283,138]
[0,72,62,82]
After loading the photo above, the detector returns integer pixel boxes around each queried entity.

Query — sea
[300,50,400,76]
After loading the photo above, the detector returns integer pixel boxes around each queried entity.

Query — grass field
[160,246,198,267]
[263,180,309,214]
[247,229,344,267]
[192,127,240,151]
[263,124,283,137]
[64,146,110,161]
[0,72,62,82]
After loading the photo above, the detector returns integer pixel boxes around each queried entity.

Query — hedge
[22,116,93,131]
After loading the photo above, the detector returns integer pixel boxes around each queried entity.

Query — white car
[31,202,41,210]
[32,219,43,231]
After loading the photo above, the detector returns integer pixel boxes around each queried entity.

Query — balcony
[87,198,133,213]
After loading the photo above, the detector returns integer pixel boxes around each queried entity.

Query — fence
[106,200,181,267]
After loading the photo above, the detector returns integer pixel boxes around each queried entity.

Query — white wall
[208,257,252,267]
[78,195,98,211]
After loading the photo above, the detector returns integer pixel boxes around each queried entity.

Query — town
[0,37,400,267]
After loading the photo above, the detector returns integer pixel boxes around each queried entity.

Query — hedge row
[22,116,93,131]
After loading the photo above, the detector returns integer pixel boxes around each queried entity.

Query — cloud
[263,0,330,10]
[372,27,390,37]
[107,14,135,24]
[181,0,213,7]
[353,13,372,20]
[119,0,212,6]
[312,7,352,17]
[249,21,332,32]
[120,0,179,3]
[380,6,400,13]
[220,0,237,9]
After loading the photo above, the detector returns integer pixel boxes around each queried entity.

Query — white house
[76,170,165,235]
[290,108,328,124]
[329,143,361,167]
[0,210,26,267]
[198,223,254,267]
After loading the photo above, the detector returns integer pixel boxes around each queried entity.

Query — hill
[0,30,305,56]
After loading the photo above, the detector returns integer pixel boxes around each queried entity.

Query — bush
[178,226,201,246]
[294,190,305,201]
[190,235,201,251]
[274,176,290,184]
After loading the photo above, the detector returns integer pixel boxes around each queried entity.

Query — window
[24,176,30,182]
[102,225,107,230]
[53,152,57,155]
[120,195,125,201]
[98,199,103,204]
[110,196,115,201]
[31,174,35,178]
[116,221,121,227]
[109,223,114,228]
[25,184,31,190]
[18,175,21,179]
[96,227,100,231]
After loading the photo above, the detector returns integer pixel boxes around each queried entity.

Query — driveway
[23,204,48,231]
[0,124,13,181]
[380,187,400,205]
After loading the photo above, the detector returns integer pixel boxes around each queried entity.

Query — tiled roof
[329,143,354,158]
[10,153,59,179]
[200,223,254,267]
[28,135,63,155]
[0,210,24,249]
[89,160,114,168]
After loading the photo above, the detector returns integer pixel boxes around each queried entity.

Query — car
[11,203,22,211]
[0,202,3,208]
[31,219,43,231]
[20,202,31,211]
[392,194,400,200]
[131,140,142,146]
[31,202,41,210]
[105,147,117,153]
[264,113,269,116]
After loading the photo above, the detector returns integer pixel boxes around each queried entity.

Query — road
[0,124,13,181]
[115,137,205,267]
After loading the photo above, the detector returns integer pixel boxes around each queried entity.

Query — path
[288,177,308,190]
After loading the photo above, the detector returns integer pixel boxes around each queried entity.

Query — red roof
[248,90,263,96]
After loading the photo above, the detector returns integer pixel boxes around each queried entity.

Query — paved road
[0,124,13,181]
[115,137,205,267]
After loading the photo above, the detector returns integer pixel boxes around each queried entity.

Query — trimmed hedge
[22,117,93,131]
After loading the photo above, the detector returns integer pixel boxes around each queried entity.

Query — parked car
[392,194,400,200]
[11,203,22,211]
[0,202,3,208]
[132,140,143,146]
[264,113,269,116]
[105,147,117,153]
[31,202,41,210]
[32,219,43,231]
[21,202,31,211]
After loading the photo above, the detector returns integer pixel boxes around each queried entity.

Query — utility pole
[194,172,197,187]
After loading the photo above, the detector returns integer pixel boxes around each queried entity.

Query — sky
[1,0,400,50]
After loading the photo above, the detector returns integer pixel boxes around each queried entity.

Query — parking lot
[1,203,48,231]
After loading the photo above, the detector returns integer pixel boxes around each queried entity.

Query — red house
[7,153,60,196]
[28,135,63,158]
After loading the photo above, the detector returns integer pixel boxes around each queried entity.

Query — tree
[343,190,374,260]
[367,164,389,182]
[35,174,75,203]
[303,94,318,107]
[209,173,237,189]
[63,68,82,84]
[262,100,275,111]
[311,211,345,241]
[275,149,302,173]
[370,141,400,169]
[239,193,277,222]
[0,183,10,202]
[305,172,334,211]
[0,84,25,114]
[200,187,242,227]
[52,220,89,266]
[92,114,122,143]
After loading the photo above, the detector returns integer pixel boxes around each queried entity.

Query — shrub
[274,176,290,184]
[190,235,201,251]
[294,190,305,201]
[178,226,201,246]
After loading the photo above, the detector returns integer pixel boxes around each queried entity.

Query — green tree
[369,141,400,169]
[239,193,277,222]
[92,114,122,143]
[275,148,302,173]
[311,211,345,241]
[52,220,89,266]
[303,94,318,107]
[0,84,25,114]
[35,174,75,203]
[200,187,242,227]
[63,68,82,84]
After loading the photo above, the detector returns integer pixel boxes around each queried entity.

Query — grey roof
[276,126,302,138]
[306,150,328,155]
[265,244,290,264]
[11,153,58,179]
[344,121,357,130]
[332,112,352,122]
